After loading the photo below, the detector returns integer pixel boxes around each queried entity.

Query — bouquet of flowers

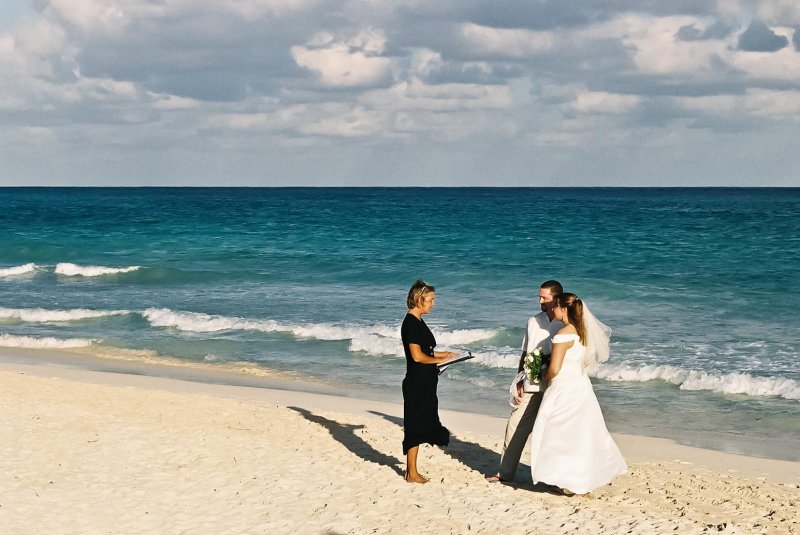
[524,347,548,384]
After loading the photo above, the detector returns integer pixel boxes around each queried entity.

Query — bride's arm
[545,342,569,380]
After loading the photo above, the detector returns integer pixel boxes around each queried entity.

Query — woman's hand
[410,344,453,364]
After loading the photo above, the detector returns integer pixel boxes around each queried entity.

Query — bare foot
[485,475,505,483]
[405,472,429,484]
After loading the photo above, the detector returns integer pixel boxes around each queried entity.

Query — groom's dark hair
[541,280,563,295]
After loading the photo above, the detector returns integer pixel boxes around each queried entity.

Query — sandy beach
[1,358,798,534]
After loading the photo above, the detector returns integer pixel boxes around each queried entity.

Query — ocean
[1,187,798,460]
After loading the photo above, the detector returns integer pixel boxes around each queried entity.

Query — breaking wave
[55,263,140,277]
[467,348,521,369]
[0,333,95,348]
[142,308,497,356]
[0,263,38,277]
[0,307,130,323]
[594,363,800,401]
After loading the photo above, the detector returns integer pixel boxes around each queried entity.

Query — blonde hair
[406,279,435,309]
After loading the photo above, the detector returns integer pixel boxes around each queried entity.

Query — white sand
[1,361,798,534]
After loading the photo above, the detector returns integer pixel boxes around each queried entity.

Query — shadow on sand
[288,406,553,493]
[367,410,550,491]
[288,406,404,477]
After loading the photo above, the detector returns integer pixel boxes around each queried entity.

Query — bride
[529,292,627,495]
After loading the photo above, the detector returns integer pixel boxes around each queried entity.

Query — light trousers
[498,391,544,481]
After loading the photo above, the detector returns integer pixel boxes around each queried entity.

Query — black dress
[401,313,450,454]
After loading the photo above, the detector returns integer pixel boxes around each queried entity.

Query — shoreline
[3,344,798,464]
[2,357,799,486]
[1,358,798,533]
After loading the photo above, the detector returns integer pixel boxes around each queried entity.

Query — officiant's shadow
[288,407,404,477]
[367,410,541,490]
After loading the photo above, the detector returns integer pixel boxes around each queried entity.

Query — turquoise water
[1,187,798,460]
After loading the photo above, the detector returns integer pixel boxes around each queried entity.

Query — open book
[437,351,475,374]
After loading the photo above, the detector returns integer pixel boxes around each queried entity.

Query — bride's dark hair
[555,293,586,345]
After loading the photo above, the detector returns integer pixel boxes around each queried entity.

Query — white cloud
[722,0,800,26]
[297,105,385,137]
[52,73,141,105]
[408,48,443,78]
[614,15,731,76]
[572,90,641,114]
[291,29,393,87]
[459,22,554,58]
[731,28,800,81]
[761,2,800,24]
[676,89,800,118]
[150,93,202,110]
[45,0,127,33]
[359,78,512,111]
[218,0,318,20]
[2,1,800,185]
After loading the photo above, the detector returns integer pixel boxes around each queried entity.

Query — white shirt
[521,311,563,355]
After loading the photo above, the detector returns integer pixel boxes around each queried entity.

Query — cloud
[675,88,800,118]
[737,20,789,51]
[359,78,512,112]
[572,90,641,114]
[617,15,731,76]
[676,19,738,41]
[44,0,127,33]
[457,23,554,58]
[291,29,393,87]
[754,0,800,26]
[2,1,800,186]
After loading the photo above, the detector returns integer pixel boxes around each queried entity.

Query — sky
[1,1,800,186]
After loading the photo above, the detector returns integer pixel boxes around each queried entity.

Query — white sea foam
[141,308,498,356]
[594,363,800,401]
[469,349,521,369]
[0,263,37,277]
[54,263,140,277]
[436,328,499,346]
[0,333,94,348]
[0,307,130,323]
[348,333,403,356]
[143,308,282,333]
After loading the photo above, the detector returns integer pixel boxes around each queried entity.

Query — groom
[487,279,563,483]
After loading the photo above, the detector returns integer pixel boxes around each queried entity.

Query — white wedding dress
[530,333,627,494]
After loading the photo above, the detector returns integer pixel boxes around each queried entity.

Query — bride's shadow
[367,410,546,490]
[288,406,404,477]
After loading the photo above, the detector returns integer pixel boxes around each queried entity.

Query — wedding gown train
[530,333,627,494]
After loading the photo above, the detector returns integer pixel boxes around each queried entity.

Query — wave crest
[142,308,498,356]
[0,263,37,277]
[0,333,94,348]
[55,263,140,277]
[0,307,130,323]
[594,363,800,401]
[468,348,520,369]
[143,308,281,333]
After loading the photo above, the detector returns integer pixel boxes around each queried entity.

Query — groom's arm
[518,316,547,373]
[517,351,526,373]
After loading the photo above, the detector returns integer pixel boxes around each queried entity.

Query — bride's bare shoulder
[556,325,577,335]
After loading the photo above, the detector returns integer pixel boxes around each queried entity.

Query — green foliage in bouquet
[524,347,546,383]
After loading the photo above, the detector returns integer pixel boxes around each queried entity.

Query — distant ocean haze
[1,187,798,460]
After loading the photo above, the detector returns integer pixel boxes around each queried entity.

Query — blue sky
[1,0,799,186]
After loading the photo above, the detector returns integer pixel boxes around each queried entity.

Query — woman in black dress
[401,280,456,484]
